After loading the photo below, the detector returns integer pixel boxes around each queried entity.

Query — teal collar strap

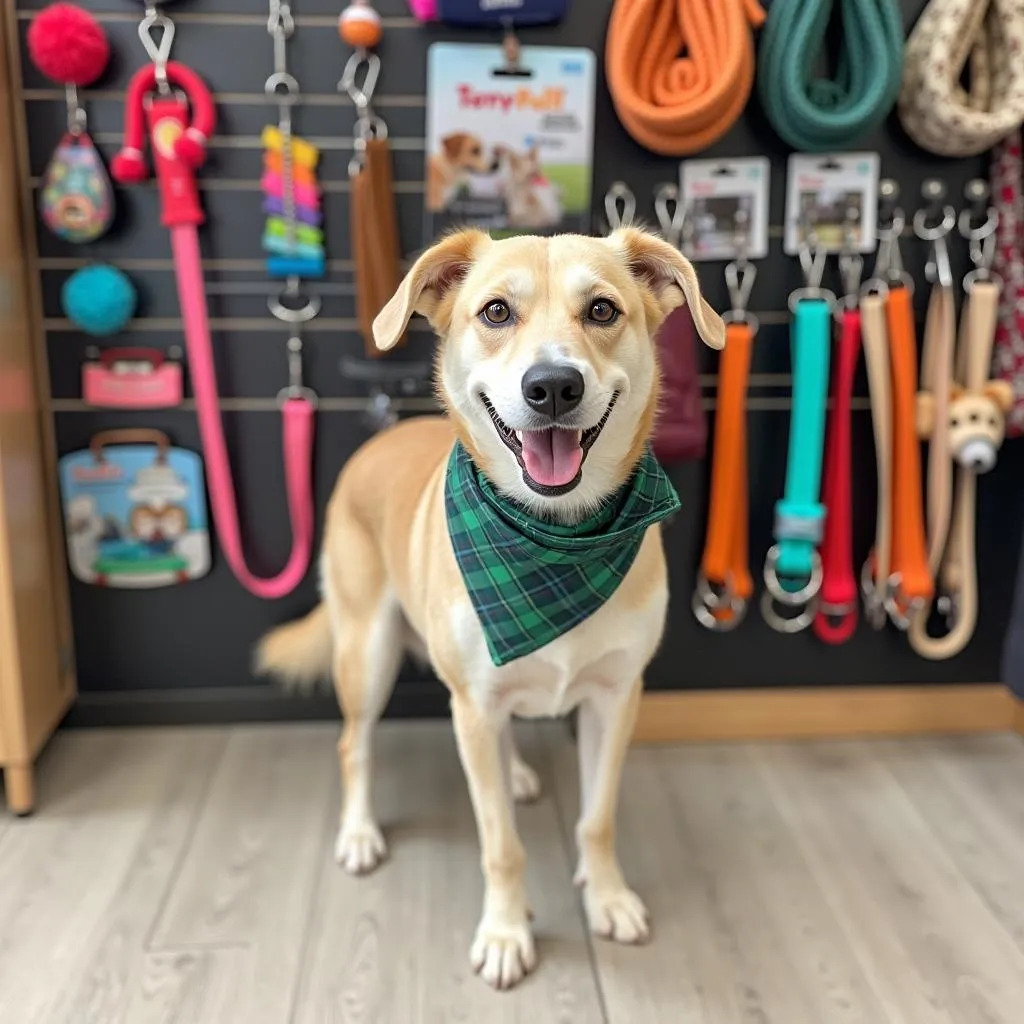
[762,295,832,631]
[444,444,681,666]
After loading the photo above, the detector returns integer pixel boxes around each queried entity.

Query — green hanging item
[757,0,904,151]
[444,444,681,667]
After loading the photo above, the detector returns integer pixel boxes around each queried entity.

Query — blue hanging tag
[435,0,568,26]
[59,433,211,588]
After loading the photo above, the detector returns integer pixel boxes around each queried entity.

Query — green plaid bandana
[444,443,681,666]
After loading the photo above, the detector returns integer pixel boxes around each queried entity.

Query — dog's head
[494,144,542,186]
[440,132,492,173]
[373,228,724,520]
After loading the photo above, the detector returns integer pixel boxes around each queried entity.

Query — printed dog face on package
[425,43,595,238]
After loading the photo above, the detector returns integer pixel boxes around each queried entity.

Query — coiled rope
[757,0,903,151]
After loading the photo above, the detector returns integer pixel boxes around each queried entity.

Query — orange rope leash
[605,0,766,156]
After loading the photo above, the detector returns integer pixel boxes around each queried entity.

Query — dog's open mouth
[480,393,619,497]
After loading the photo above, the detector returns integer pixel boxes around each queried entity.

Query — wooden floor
[2,723,1024,1023]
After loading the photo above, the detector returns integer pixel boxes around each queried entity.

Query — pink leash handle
[172,227,315,598]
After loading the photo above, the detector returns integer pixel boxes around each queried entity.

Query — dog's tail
[254,603,333,692]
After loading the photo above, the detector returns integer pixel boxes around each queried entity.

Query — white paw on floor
[334,820,387,875]
[583,883,650,944]
[510,757,542,803]
[470,915,537,990]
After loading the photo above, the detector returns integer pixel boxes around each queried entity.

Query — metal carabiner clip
[654,183,687,250]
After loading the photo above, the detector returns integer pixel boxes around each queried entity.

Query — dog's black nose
[521,363,585,420]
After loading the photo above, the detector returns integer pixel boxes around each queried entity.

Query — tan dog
[495,144,562,229]
[257,227,724,989]
[426,131,493,212]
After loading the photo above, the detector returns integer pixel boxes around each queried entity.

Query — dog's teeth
[515,430,523,441]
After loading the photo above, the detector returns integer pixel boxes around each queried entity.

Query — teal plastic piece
[774,297,831,586]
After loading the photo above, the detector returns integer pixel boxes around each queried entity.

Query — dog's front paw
[583,883,650,944]
[334,820,387,875]
[470,916,537,990]
[510,756,542,803]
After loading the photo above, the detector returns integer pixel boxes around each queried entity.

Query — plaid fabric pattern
[444,444,681,666]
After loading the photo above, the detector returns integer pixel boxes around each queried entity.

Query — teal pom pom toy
[61,264,136,336]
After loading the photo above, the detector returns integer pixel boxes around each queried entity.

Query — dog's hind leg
[505,725,541,803]
[321,536,403,876]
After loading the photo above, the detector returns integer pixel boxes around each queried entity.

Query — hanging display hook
[139,3,175,94]
[913,179,955,288]
[959,179,998,285]
[654,183,687,251]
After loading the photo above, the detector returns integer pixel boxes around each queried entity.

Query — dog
[495,144,562,229]
[427,131,494,212]
[256,227,724,990]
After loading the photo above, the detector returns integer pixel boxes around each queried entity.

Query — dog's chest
[450,583,668,720]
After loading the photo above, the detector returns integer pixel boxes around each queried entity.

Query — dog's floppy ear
[372,229,490,351]
[442,132,467,160]
[609,227,725,350]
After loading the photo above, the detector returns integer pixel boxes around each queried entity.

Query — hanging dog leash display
[760,222,832,633]
[340,1,404,358]
[113,3,316,599]
[693,212,757,630]
[812,216,862,644]
[909,182,1013,659]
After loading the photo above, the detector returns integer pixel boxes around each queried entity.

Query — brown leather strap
[352,138,403,357]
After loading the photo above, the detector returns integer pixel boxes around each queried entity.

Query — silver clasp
[654,183,687,251]
[139,5,175,95]
[959,179,999,286]
[603,181,636,233]
[913,179,955,289]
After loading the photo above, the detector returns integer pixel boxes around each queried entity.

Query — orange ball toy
[339,1,382,49]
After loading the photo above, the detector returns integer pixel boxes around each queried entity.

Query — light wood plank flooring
[1,722,1024,1023]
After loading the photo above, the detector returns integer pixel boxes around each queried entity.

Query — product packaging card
[784,153,881,255]
[425,43,595,240]
[679,157,771,261]
[60,439,211,588]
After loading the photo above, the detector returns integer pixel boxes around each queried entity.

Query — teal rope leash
[757,0,903,151]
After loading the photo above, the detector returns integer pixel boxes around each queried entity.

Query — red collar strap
[813,306,861,644]
[992,129,1024,436]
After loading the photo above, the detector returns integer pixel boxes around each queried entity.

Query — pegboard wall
[7,0,1024,724]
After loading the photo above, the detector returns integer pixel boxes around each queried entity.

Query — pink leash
[114,64,315,599]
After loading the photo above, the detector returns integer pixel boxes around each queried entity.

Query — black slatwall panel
[9,0,1022,724]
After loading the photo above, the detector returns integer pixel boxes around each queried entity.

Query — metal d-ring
[760,590,818,634]
[763,545,823,606]
[268,292,321,323]
[265,71,300,106]
[692,573,747,632]
[882,572,926,631]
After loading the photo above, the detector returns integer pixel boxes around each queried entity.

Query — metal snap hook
[604,182,636,231]
[654,183,686,249]
[339,51,381,112]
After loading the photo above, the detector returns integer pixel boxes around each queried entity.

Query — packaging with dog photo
[425,43,595,239]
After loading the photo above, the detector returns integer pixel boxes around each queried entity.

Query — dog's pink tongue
[520,429,583,487]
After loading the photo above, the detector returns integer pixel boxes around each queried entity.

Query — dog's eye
[481,300,511,326]
[588,300,619,325]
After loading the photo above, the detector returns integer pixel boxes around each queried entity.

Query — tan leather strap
[919,282,956,572]
[859,291,892,626]
[90,428,171,462]
[693,320,755,630]
[898,0,1024,157]
[910,279,1008,658]
[352,138,403,357]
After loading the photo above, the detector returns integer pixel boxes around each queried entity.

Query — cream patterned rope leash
[898,0,1024,157]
